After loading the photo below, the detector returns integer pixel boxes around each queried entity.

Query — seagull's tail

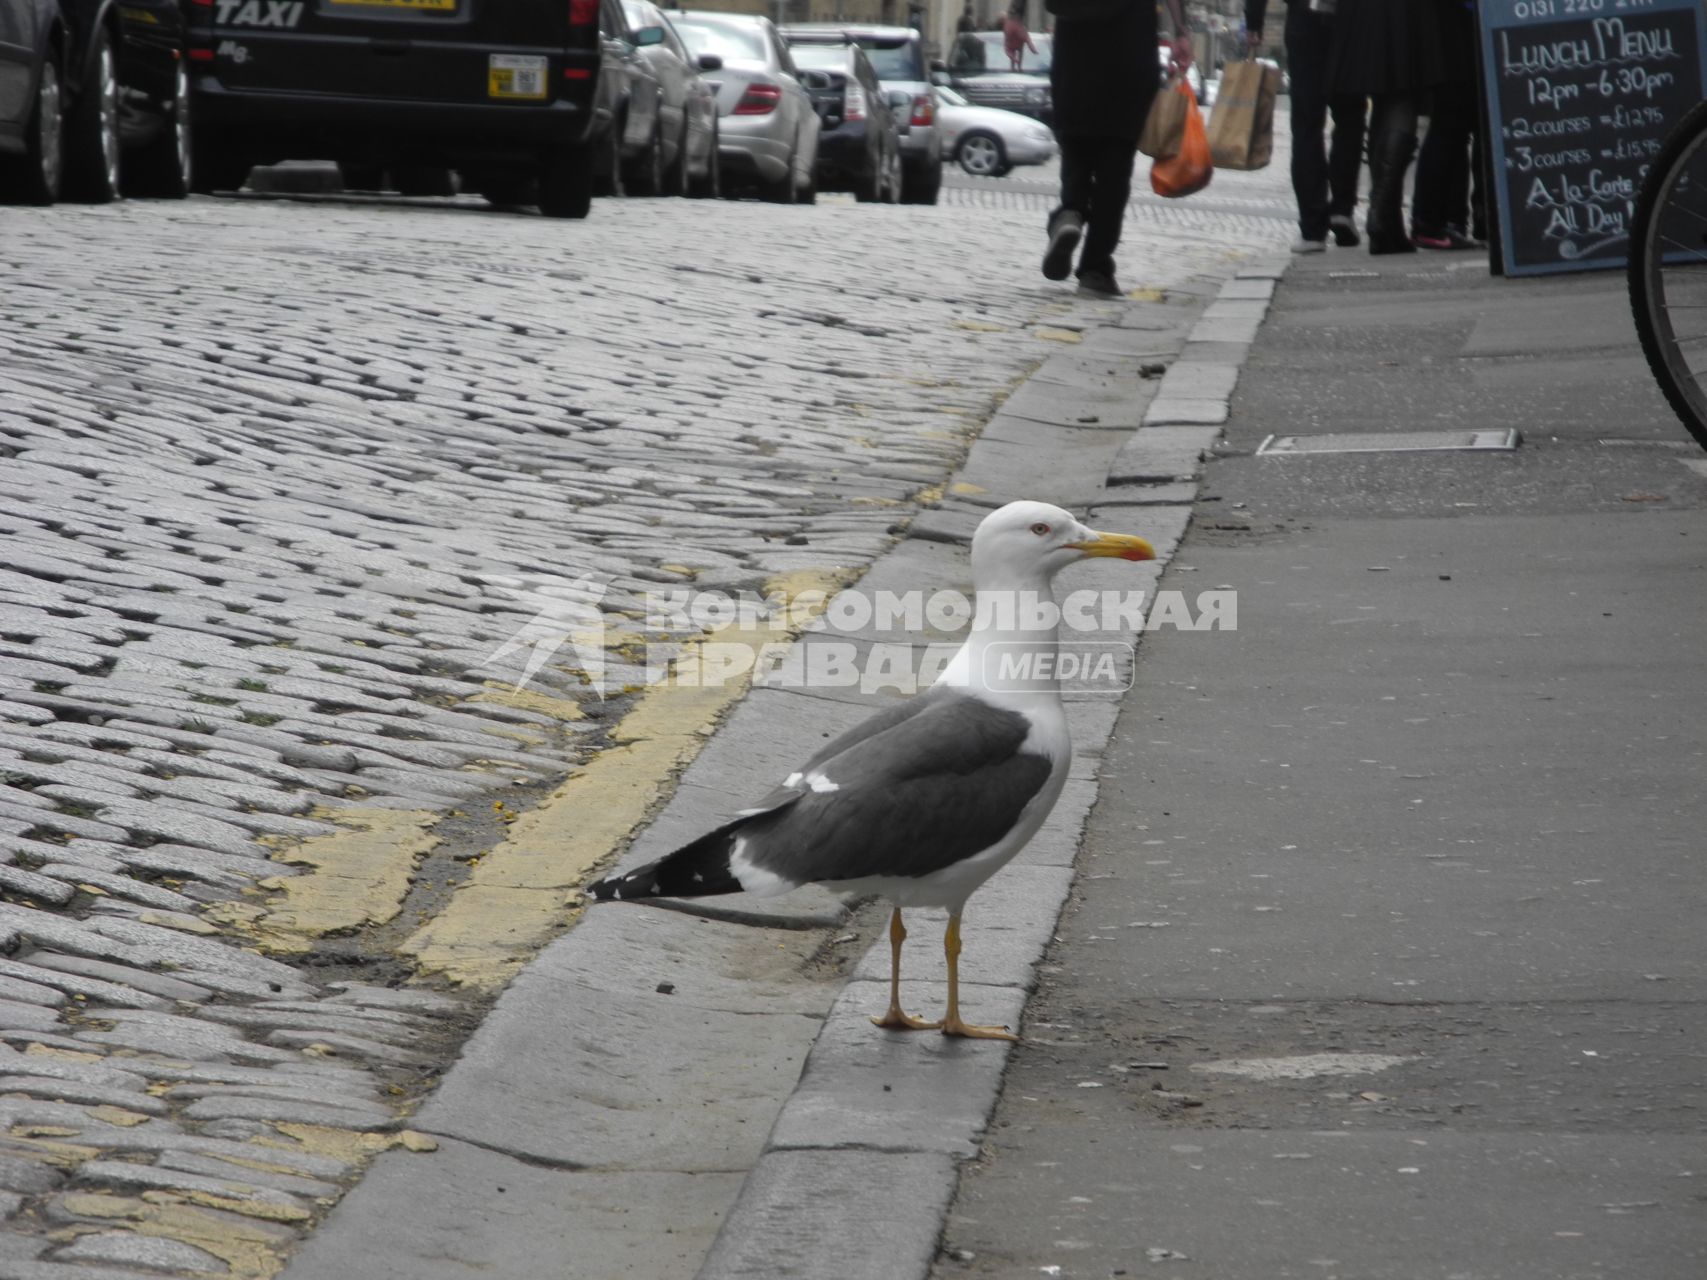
[587,817,747,902]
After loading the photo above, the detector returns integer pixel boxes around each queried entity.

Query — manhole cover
[1257,429,1521,455]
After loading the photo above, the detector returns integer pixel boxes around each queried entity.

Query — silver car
[935,86,1056,178]
[780,23,942,205]
[671,10,820,204]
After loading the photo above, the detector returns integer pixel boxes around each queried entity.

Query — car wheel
[663,122,690,197]
[64,28,121,203]
[854,152,881,203]
[626,121,664,196]
[0,56,64,204]
[690,122,721,199]
[125,60,192,198]
[955,131,1006,179]
[593,118,625,198]
[538,143,596,218]
[760,150,795,203]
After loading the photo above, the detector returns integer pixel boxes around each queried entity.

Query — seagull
[588,500,1155,1040]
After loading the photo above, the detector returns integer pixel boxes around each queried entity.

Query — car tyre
[539,144,596,218]
[901,155,943,204]
[593,118,625,198]
[125,60,192,198]
[760,150,795,203]
[0,56,64,204]
[690,123,721,198]
[64,28,121,203]
[662,122,690,197]
[955,131,1006,179]
[626,121,664,196]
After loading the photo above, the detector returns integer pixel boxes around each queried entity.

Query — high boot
[1366,130,1418,255]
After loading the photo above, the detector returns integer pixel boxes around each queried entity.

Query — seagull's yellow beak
[1068,530,1157,562]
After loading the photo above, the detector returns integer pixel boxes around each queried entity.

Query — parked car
[0,0,65,201]
[935,85,1055,178]
[939,29,1051,124]
[670,10,818,204]
[779,23,939,204]
[599,0,665,195]
[622,0,720,197]
[787,41,899,203]
[1,0,190,205]
[184,0,637,218]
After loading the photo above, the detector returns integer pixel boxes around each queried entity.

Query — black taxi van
[185,0,634,217]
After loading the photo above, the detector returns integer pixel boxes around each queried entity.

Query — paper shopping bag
[1150,81,1212,198]
[1206,58,1280,171]
[1138,76,1190,160]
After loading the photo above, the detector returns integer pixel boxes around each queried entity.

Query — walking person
[1327,0,1447,254]
[1246,0,1366,253]
[1002,2,1037,71]
[1410,0,1484,249]
[1042,0,1193,297]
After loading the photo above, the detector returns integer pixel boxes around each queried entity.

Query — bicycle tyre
[1628,97,1707,454]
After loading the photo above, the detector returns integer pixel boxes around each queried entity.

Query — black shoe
[1076,268,1123,298]
[1042,212,1083,281]
[1329,214,1360,247]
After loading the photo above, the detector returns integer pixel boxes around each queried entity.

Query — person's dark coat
[1328,0,1447,96]
[1047,0,1159,140]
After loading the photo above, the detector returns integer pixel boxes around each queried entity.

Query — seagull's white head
[969,500,1157,587]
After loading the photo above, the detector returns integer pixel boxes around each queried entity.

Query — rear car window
[673,17,766,63]
[854,38,923,83]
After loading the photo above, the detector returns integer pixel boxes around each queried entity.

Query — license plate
[489,54,548,101]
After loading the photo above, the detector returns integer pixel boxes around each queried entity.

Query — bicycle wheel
[1629,98,1707,454]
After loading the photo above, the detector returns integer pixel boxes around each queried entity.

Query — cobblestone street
[0,158,1291,1278]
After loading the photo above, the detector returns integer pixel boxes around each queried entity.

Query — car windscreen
[954,31,1051,74]
[673,17,767,63]
[789,46,847,69]
[851,37,923,82]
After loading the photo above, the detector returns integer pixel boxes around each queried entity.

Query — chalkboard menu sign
[1479,0,1707,276]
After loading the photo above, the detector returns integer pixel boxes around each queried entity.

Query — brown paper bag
[1206,59,1280,171]
[1138,77,1190,161]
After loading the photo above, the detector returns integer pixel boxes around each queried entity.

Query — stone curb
[694,256,1290,1280]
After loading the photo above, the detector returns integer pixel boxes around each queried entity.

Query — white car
[935,86,1056,178]
[672,10,821,203]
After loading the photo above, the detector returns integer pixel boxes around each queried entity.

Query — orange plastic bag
[1149,81,1212,199]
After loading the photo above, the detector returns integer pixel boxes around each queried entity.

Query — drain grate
[1256,429,1521,456]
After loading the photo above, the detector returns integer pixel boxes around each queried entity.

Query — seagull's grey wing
[738,692,1054,884]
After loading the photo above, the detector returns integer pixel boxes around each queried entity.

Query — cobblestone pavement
[0,162,1291,1279]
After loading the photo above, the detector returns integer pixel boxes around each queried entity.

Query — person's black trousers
[1411,80,1478,236]
[1286,2,1366,240]
[1053,134,1137,277]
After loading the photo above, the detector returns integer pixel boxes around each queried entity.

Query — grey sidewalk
[936,252,1707,1277]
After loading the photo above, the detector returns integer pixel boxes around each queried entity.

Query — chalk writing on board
[1480,1,1706,275]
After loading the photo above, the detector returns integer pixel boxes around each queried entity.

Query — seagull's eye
[1030,522,1051,536]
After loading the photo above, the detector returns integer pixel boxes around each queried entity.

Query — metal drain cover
[1257,429,1521,456]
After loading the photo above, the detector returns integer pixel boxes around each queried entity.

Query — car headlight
[1025,85,1047,104]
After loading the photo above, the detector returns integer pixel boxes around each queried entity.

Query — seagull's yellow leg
[939,912,1018,1041]
[871,908,942,1031]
